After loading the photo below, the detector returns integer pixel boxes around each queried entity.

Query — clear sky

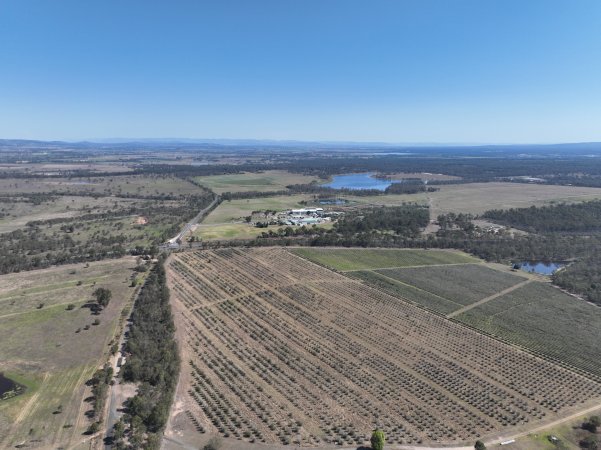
[1,1,600,143]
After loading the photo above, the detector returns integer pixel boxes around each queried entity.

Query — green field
[202,194,311,224]
[377,264,526,307]
[0,257,141,449]
[292,248,479,271]
[456,281,601,378]
[347,270,462,314]
[193,170,320,194]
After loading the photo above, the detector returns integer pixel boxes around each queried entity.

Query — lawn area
[0,257,141,448]
[193,170,321,194]
[292,248,479,271]
[376,264,526,307]
[203,194,310,224]
[456,281,601,378]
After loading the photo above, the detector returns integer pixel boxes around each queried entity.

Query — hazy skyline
[1,0,600,144]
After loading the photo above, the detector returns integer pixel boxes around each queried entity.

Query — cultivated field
[292,247,479,271]
[0,257,140,449]
[456,282,601,379]
[193,170,321,194]
[166,248,601,448]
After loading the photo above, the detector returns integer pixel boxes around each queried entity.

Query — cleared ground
[0,257,140,449]
[0,175,205,197]
[292,247,479,271]
[347,182,601,217]
[166,248,601,448]
[193,170,321,194]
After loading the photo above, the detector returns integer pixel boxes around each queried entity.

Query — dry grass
[193,170,320,194]
[0,257,140,449]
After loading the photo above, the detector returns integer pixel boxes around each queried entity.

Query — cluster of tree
[86,364,113,434]
[483,201,601,233]
[384,182,436,194]
[334,205,429,237]
[119,257,179,449]
[436,213,475,234]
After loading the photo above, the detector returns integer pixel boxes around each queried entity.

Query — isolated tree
[93,287,112,310]
[371,429,385,450]
[475,440,487,450]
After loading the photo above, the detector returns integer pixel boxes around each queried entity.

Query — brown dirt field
[165,248,601,449]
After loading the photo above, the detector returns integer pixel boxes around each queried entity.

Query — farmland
[193,170,322,194]
[456,282,601,378]
[292,247,479,271]
[166,248,601,448]
[0,257,141,449]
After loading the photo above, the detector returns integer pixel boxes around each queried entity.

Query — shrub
[371,429,385,450]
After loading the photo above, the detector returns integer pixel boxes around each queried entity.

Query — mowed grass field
[292,247,479,270]
[193,170,321,194]
[0,257,140,449]
[195,222,334,241]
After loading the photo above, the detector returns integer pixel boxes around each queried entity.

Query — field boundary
[446,279,533,318]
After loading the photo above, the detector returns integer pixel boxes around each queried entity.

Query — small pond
[519,261,566,275]
[0,373,25,400]
[324,173,397,191]
[318,199,348,205]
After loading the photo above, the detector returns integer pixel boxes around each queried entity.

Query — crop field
[166,248,601,447]
[291,247,479,271]
[193,170,320,194]
[456,281,601,379]
[376,265,527,308]
[0,257,140,449]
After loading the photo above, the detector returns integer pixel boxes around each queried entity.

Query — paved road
[163,196,220,249]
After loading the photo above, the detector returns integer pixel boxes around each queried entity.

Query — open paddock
[0,257,140,449]
[193,170,321,194]
[166,248,601,448]
[346,182,601,218]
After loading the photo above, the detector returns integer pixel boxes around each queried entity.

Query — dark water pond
[324,173,397,191]
[0,373,24,400]
[520,261,565,275]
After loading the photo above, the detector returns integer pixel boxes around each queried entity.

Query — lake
[520,261,565,275]
[324,173,396,191]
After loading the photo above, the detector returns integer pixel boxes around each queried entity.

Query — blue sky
[1,1,600,143]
